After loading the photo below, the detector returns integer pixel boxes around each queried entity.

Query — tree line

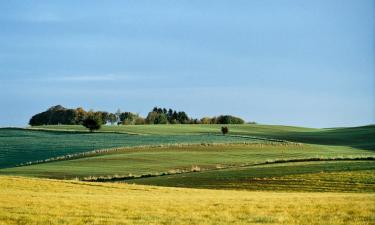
[29,105,245,126]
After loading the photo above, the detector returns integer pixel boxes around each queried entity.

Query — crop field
[0,176,374,225]
[0,128,262,169]
[125,160,375,192]
[30,124,375,150]
[0,124,374,224]
[1,143,374,179]
[29,124,317,135]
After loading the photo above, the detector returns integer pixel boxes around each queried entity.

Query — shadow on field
[259,125,375,151]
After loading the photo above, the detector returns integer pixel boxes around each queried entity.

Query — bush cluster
[29,105,247,126]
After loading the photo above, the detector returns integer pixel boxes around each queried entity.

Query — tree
[167,109,173,123]
[135,117,146,125]
[146,111,168,124]
[146,111,158,124]
[154,113,168,124]
[216,115,245,124]
[102,111,110,124]
[119,112,138,125]
[64,109,77,125]
[177,111,189,124]
[172,111,178,123]
[29,105,77,126]
[82,115,102,132]
[210,117,217,124]
[221,126,229,135]
[192,118,200,124]
[29,111,49,126]
[75,107,87,125]
[200,117,211,124]
[107,113,117,125]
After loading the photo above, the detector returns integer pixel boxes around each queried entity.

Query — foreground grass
[2,144,373,179]
[0,176,374,225]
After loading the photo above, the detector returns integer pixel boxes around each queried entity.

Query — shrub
[135,117,146,125]
[221,126,229,135]
[200,117,211,124]
[82,115,102,132]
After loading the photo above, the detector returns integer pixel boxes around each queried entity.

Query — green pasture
[1,143,374,179]
[0,124,374,193]
[0,128,262,169]
[30,124,375,150]
[123,160,375,192]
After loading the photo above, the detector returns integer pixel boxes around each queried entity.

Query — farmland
[1,143,374,180]
[0,128,261,169]
[30,124,375,150]
[1,176,374,225]
[0,124,374,224]
[125,160,375,192]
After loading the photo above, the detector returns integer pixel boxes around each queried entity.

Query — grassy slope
[0,176,374,225]
[0,128,262,168]
[31,124,375,150]
[1,144,374,179]
[124,161,375,192]
[1,124,373,194]
[28,124,318,135]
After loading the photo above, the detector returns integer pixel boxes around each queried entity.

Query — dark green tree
[119,112,138,125]
[154,113,168,124]
[216,115,245,124]
[221,126,229,135]
[146,111,158,124]
[82,115,102,132]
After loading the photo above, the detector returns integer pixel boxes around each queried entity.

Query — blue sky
[0,0,374,128]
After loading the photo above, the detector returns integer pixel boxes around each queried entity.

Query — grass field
[1,176,374,225]
[30,124,375,150]
[1,143,374,179]
[29,124,317,135]
[0,128,264,169]
[124,160,375,192]
[0,124,374,224]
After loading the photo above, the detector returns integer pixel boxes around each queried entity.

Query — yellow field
[0,176,374,225]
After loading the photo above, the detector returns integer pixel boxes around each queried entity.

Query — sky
[0,0,374,128]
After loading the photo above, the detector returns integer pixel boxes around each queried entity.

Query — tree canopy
[29,105,247,126]
[82,114,102,132]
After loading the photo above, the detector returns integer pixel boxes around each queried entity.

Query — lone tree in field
[83,115,102,132]
[221,126,229,135]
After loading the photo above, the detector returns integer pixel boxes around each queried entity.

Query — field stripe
[81,157,375,182]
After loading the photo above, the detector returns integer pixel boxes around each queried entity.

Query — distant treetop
[29,105,246,126]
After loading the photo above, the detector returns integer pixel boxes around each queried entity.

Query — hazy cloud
[56,75,118,81]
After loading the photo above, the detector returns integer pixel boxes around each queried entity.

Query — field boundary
[81,157,375,182]
[24,127,143,136]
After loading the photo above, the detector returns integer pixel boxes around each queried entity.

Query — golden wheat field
[0,176,374,225]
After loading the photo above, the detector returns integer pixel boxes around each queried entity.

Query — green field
[1,124,374,224]
[29,124,317,135]
[1,125,374,182]
[30,124,375,150]
[1,143,374,180]
[0,128,263,169]
[125,160,375,192]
